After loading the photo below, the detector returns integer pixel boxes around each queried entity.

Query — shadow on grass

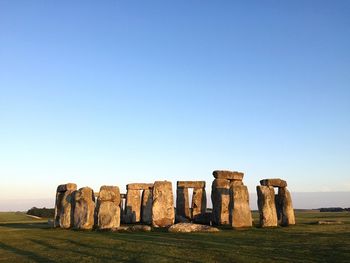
[0,241,55,262]
[0,222,49,229]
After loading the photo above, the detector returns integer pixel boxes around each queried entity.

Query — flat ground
[0,211,349,262]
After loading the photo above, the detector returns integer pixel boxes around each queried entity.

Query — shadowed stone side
[260,178,287,188]
[141,189,153,224]
[176,187,190,219]
[257,185,277,227]
[96,186,120,229]
[73,187,95,230]
[152,181,175,227]
[276,187,296,226]
[213,170,244,181]
[125,189,141,223]
[211,179,230,225]
[54,183,77,229]
[230,185,252,228]
[192,188,207,220]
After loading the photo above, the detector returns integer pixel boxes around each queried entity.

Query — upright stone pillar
[230,185,252,228]
[192,187,206,220]
[176,186,190,219]
[73,187,95,230]
[96,186,121,230]
[125,189,141,223]
[54,183,77,228]
[152,181,175,227]
[211,179,230,225]
[141,188,153,224]
[257,185,277,227]
[276,187,296,226]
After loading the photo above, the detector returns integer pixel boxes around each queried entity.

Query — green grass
[0,211,349,262]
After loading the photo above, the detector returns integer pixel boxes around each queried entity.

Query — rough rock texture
[125,189,141,223]
[96,186,121,229]
[213,170,244,181]
[257,185,277,227]
[175,214,191,223]
[276,187,296,226]
[168,223,220,233]
[176,187,190,219]
[230,180,243,186]
[230,185,252,228]
[127,183,154,190]
[141,189,153,224]
[177,181,206,188]
[260,178,287,188]
[152,181,175,227]
[192,188,207,220]
[211,179,230,225]
[54,183,77,228]
[73,187,95,230]
[117,225,152,232]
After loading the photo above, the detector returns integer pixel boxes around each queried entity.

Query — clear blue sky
[0,1,349,208]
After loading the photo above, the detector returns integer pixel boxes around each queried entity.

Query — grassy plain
[0,211,349,262]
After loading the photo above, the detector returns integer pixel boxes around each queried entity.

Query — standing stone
[211,179,230,225]
[152,181,175,227]
[54,183,77,228]
[276,187,296,226]
[230,185,252,228]
[73,187,95,230]
[125,189,141,223]
[192,188,207,221]
[257,185,277,227]
[176,187,190,219]
[96,186,121,229]
[141,189,153,224]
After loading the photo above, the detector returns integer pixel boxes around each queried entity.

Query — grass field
[0,211,349,262]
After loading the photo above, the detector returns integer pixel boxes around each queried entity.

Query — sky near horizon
[0,1,350,209]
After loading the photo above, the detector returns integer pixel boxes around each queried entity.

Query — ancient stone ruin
[176,181,206,223]
[124,183,154,224]
[54,183,76,228]
[54,171,296,232]
[257,178,296,227]
[211,170,252,227]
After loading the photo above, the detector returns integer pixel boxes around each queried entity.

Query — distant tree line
[27,207,55,218]
[319,207,350,212]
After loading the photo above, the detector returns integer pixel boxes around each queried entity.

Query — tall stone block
[230,185,252,228]
[257,185,277,227]
[125,189,141,223]
[152,181,175,227]
[73,187,95,230]
[276,187,296,226]
[141,189,153,224]
[211,179,230,225]
[54,183,77,228]
[192,188,206,220]
[176,187,190,219]
[96,186,121,230]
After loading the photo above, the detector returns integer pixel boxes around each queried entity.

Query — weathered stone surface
[57,183,77,193]
[257,185,277,227]
[125,189,141,223]
[96,186,121,229]
[176,187,190,219]
[127,183,154,190]
[276,187,296,226]
[230,185,252,228]
[54,183,77,228]
[168,223,220,233]
[73,187,95,230]
[98,186,120,203]
[177,181,206,188]
[192,188,207,220]
[260,178,287,188]
[211,179,230,225]
[116,225,152,232]
[152,181,175,227]
[213,170,244,181]
[318,220,343,225]
[141,189,153,224]
[175,214,191,223]
[230,180,243,187]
